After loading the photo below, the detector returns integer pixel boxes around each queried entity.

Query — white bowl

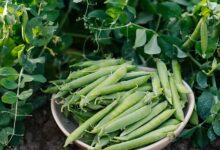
[51,67,195,150]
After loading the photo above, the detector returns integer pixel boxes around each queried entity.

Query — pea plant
[68,0,220,148]
[0,0,74,149]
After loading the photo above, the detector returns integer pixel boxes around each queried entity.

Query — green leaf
[11,44,25,58]
[144,34,161,55]
[179,127,197,139]
[194,126,209,148]
[0,113,11,126]
[211,101,220,114]
[0,127,13,145]
[25,17,58,47]
[174,45,187,58]
[133,29,146,48]
[0,67,18,80]
[212,119,220,136]
[207,127,217,141]
[18,89,33,100]
[32,75,47,83]
[1,91,17,104]
[157,2,182,19]
[0,78,17,90]
[88,10,107,19]
[197,91,214,120]
[196,71,208,88]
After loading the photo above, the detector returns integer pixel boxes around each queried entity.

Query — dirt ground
[16,104,220,150]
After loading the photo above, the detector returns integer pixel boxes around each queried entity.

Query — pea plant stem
[7,68,24,145]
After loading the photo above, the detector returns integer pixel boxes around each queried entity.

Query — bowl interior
[51,67,195,150]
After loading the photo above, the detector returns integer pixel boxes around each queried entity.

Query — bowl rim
[50,67,195,150]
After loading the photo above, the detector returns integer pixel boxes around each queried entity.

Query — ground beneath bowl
[13,103,220,150]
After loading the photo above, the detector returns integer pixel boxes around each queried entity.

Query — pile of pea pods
[45,58,189,150]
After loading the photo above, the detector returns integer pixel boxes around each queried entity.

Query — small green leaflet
[11,44,25,58]
[144,34,161,55]
[0,113,11,126]
[174,45,187,58]
[207,127,216,141]
[73,0,82,3]
[0,78,17,90]
[0,67,18,80]
[1,91,17,104]
[18,89,33,100]
[212,119,220,136]
[196,71,208,88]
[197,91,214,120]
[133,29,146,48]
[0,127,13,145]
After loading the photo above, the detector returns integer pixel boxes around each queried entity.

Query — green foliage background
[0,0,220,149]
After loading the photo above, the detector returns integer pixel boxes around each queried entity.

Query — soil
[16,104,220,150]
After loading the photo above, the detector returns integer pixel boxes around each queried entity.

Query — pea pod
[117,109,175,141]
[101,105,151,134]
[120,101,168,136]
[200,18,208,58]
[80,65,127,107]
[159,119,181,128]
[172,60,189,93]
[104,124,178,150]
[151,72,162,96]
[122,71,150,80]
[92,91,146,133]
[169,75,184,121]
[21,6,28,42]
[70,58,125,69]
[97,76,151,96]
[182,18,203,49]
[60,64,134,92]
[64,100,118,147]
[156,59,172,104]
[67,59,125,81]
[106,133,167,150]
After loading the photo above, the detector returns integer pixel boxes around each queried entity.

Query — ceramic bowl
[51,67,195,150]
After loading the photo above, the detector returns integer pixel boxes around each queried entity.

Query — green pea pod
[92,91,146,133]
[64,100,118,147]
[156,59,172,104]
[120,101,168,136]
[70,58,125,69]
[101,105,151,134]
[169,75,184,121]
[22,6,29,42]
[200,18,208,58]
[105,125,178,150]
[80,65,127,107]
[159,119,181,128]
[151,72,163,96]
[67,59,125,81]
[117,109,175,141]
[172,60,189,93]
[182,18,202,49]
